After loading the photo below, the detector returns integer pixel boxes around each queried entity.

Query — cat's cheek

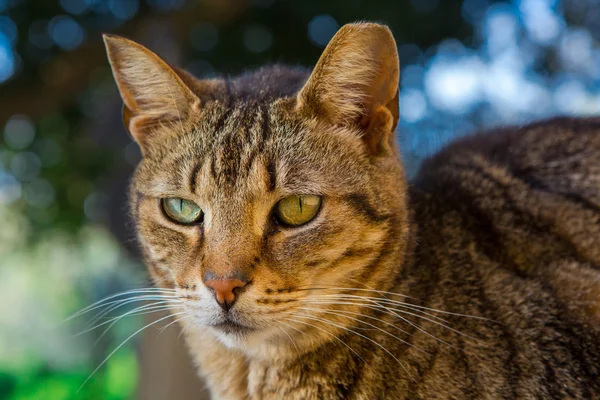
[179,287,224,324]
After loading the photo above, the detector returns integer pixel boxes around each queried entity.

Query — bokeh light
[0,16,17,43]
[108,0,139,21]
[308,14,339,47]
[0,32,15,82]
[243,24,272,53]
[59,0,89,15]
[48,15,85,50]
[4,116,35,150]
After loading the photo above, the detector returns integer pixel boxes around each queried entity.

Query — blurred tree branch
[0,0,249,125]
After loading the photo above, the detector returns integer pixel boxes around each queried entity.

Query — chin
[211,324,282,354]
[213,328,255,349]
[181,314,276,353]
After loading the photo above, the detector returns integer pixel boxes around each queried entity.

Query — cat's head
[105,23,410,355]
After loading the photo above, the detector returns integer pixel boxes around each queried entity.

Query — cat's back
[403,117,600,398]
[412,117,600,273]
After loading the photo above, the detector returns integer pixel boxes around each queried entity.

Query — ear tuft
[103,34,200,153]
[297,23,400,156]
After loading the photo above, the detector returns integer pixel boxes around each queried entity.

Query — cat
[103,22,600,399]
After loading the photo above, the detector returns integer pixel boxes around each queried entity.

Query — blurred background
[2,0,600,398]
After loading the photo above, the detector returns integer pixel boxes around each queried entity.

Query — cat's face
[105,23,409,354]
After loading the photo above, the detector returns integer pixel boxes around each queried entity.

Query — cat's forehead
[136,101,368,199]
[198,101,284,150]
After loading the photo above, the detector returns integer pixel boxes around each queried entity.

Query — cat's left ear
[103,34,200,154]
[296,23,399,156]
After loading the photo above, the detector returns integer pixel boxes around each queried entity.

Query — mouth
[211,319,255,335]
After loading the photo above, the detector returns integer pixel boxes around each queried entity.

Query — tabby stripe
[531,281,591,397]
[404,346,440,399]
[148,262,172,284]
[188,160,202,194]
[238,107,260,180]
[243,147,258,177]
[450,235,513,399]
[473,220,589,394]
[454,181,598,395]
[351,230,431,386]
[519,174,600,215]
[209,150,218,182]
[455,337,480,400]
[209,98,235,181]
[343,193,391,223]
[468,260,519,398]
[352,227,393,287]
[537,281,599,397]
[541,357,570,399]
[417,187,522,398]
[258,106,276,191]
[393,220,445,371]
[448,163,590,266]
[260,104,272,142]
[266,157,277,192]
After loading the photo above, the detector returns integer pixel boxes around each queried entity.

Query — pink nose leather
[204,279,247,309]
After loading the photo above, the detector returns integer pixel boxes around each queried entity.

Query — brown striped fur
[104,23,600,399]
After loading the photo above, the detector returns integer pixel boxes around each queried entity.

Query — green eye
[162,198,203,224]
[275,195,322,226]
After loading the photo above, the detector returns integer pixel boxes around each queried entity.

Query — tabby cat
[103,23,600,399]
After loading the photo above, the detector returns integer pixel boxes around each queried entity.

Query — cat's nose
[204,278,249,311]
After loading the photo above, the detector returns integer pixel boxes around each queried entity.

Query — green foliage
[1,348,138,400]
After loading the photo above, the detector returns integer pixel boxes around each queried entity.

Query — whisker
[301,287,494,322]
[297,306,429,355]
[91,305,185,348]
[64,288,177,322]
[307,294,452,325]
[276,322,304,366]
[82,296,181,329]
[344,277,391,300]
[74,302,184,340]
[178,326,187,341]
[290,313,414,381]
[279,320,310,339]
[304,298,448,327]
[300,299,461,348]
[354,299,481,344]
[332,293,494,322]
[296,285,421,303]
[158,315,191,338]
[78,311,186,392]
[306,295,489,342]
[285,317,375,373]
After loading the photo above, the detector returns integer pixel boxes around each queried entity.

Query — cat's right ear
[103,34,200,154]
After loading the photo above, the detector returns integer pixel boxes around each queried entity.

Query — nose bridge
[202,213,256,281]
[207,200,249,244]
